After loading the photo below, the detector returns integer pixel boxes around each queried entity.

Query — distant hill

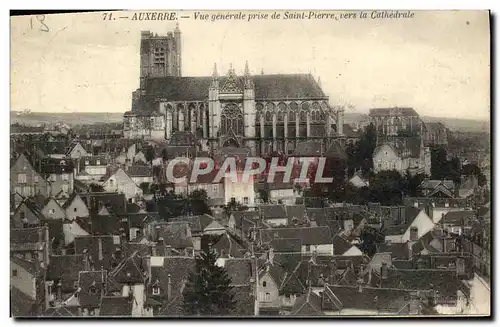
[10,111,123,126]
[10,111,490,133]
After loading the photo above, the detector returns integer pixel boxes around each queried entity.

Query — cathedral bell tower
[209,63,221,140]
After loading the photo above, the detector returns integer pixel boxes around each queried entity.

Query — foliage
[359,226,386,257]
[144,145,155,164]
[346,123,377,176]
[368,170,406,205]
[189,189,212,215]
[182,248,236,316]
[430,146,461,184]
[139,182,150,194]
[89,183,105,192]
[257,188,269,204]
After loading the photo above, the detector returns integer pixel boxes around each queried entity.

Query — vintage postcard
[10,10,491,318]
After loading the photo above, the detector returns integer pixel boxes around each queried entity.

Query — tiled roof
[332,235,354,255]
[260,204,287,219]
[79,192,127,215]
[325,284,412,313]
[127,164,152,177]
[169,214,216,234]
[290,288,323,316]
[46,254,86,292]
[369,107,419,117]
[74,235,121,271]
[110,251,147,284]
[99,296,133,316]
[151,256,196,316]
[142,74,326,105]
[259,226,332,246]
[213,233,246,258]
[78,270,107,307]
[420,179,455,190]
[10,286,39,317]
[441,210,475,226]
[224,258,255,286]
[270,238,302,252]
[157,222,194,249]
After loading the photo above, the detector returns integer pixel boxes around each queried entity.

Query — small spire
[261,68,264,75]
[229,63,233,73]
[212,63,218,78]
[244,61,250,76]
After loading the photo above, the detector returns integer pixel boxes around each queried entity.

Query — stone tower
[243,61,256,153]
[139,26,182,89]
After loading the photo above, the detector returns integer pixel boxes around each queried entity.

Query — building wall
[373,145,406,174]
[301,244,334,256]
[63,221,89,245]
[224,174,255,206]
[401,210,434,242]
[258,272,280,305]
[11,261,36,300]
[13,202,39,228]
[69,144,88,159]
[102,169,143,201]
[41,199,66,220]
[47,172,74,197]
[11,154,49,197]
[65,195,90,220]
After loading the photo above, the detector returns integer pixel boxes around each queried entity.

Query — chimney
[98,237,103,261]
[57,281,62,300]
[329,260,337,285]
[166,245,172,256]
[167,274,172,301]
[357,276,363,293]
[407,241,413,259]
[83,249,90,271]
[268,247,274,265]
[151,243,157,256]
[380,262,388,280]
[456,257,466,277]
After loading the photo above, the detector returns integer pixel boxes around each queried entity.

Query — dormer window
[85,160,90,165]
[152,286,160,295]
[89,285,97,295]
[96,159,100,165]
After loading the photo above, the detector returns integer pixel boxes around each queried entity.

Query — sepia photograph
[9,9,491,318]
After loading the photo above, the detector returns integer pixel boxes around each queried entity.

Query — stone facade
[124,27,345,155]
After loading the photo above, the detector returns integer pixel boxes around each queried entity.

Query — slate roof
[157,222,194,249]
[213,232,246,258]
[74,235,121,271]
[259,226,332,246]
[332,235,354,255]
[224,258,255,286]
[127,164,153,177]
[46,254,86,292]
[110,251,147,285]
[169,214,216,234]
[99,296,133,316]
[10,286,40,317]
[78,270,107,307]
[260,204,287,219]
[150,256,196,316]
[290,288,323,316]
[369,107,419,117]
[270,238,302,252]
[11,227,48,252]
[324,284,412,313]
[142,74,326,105]
[376,242,409,260]
[420,179,455,191]
[79,192,127,215]
[441,210,475,226]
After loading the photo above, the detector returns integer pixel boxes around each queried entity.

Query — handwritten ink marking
[30,15,49,32]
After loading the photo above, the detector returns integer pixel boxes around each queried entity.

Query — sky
[10,10,490,120]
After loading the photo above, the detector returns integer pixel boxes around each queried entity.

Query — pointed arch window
[221,103,244,136]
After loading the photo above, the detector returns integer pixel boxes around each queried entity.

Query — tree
[189,189,212,215]
[182,247,236,316]
[257,187,269,204]
[89,183,105,192]
[144,145,155,165]
[139,182,150,194]
[369,170,406,205]
[405,171,427,197]
[359,226,385,257]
